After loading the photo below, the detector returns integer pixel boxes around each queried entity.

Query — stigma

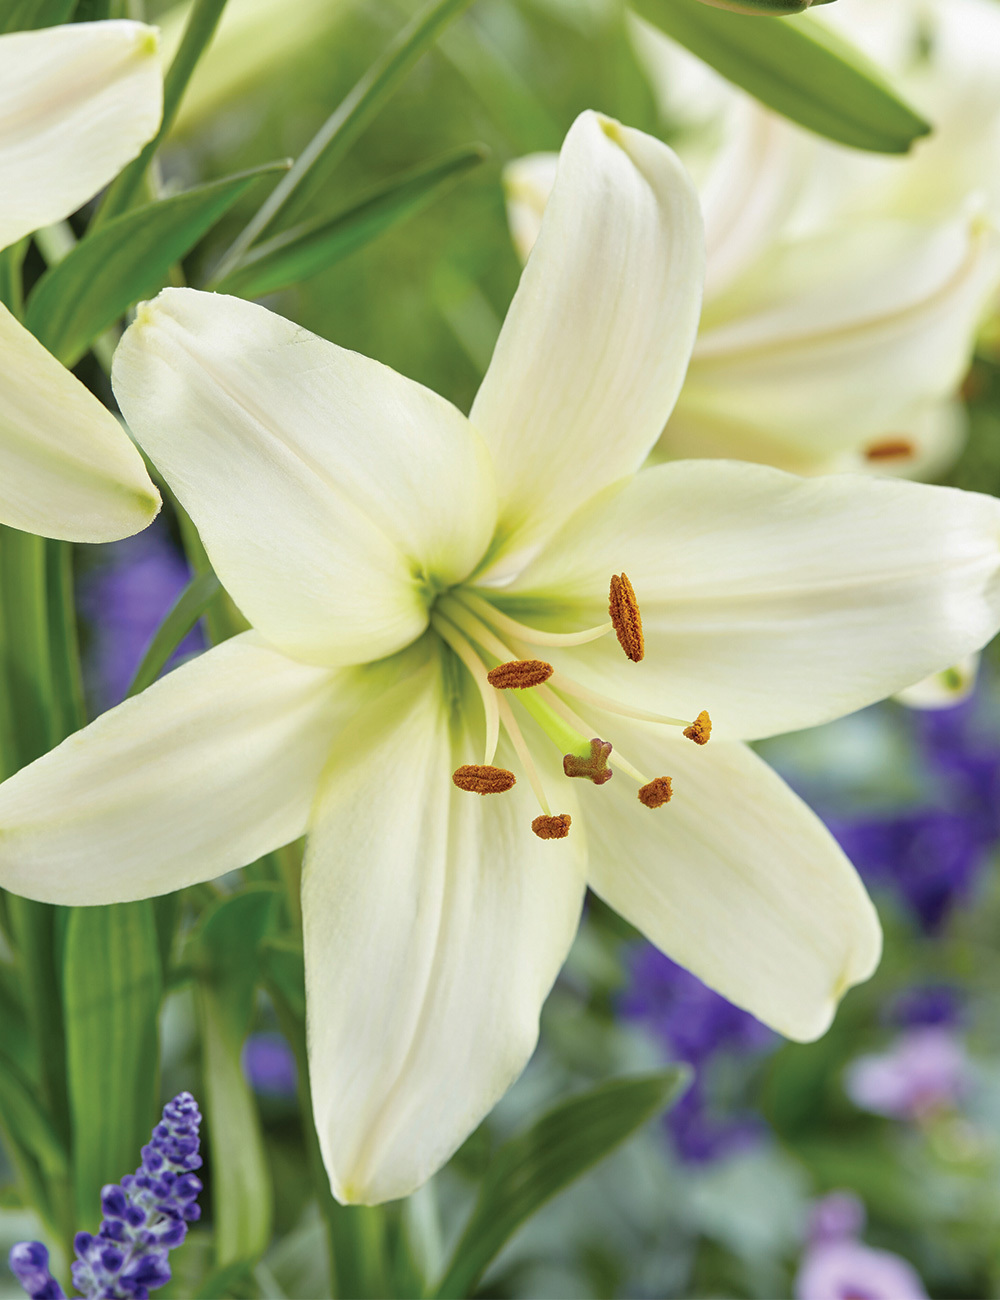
[563,738,613,785]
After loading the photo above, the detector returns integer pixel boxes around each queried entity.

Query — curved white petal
[0,304,159,540]
[895,654,979,710]
[472,111,704,573]
[502,152,558,265]
[500,460,1000,741]
[0,633,346,905]
[112,288,497,667]
[581,721,881,1041]
[0,21,162,250]
[677,213,1000,460]
[304,659,585,1205]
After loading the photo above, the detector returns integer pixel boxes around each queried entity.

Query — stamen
[452,765,516,795]
[532,814,572,840]
[638,777,673,809]
[865,437,915,462]
[563,738,613,785]
[608,573,644,663]
[432,614,500,765]
[487,659,554,690]
[495,693,552,816]
[683,710,712,745]
[453,590,613,647]
[550,673,695,729]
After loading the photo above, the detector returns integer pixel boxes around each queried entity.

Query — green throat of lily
[430,574,712,840]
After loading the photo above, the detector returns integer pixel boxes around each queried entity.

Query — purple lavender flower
[844,1027,969,1121]
[620,945,776,1163]
[827,686,1000,932]
[78,523,205,712]
[795,1192,928,1300]
[10,1093,202,1300]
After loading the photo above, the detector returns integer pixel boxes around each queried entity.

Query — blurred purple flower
[241,1032,298,1099]
[795,1192,928,1300]
[78,522,205,712]
[888,983,962,1030]
[619,946,776,1163]
[828,688,1000,932]
[844,1026,970,1121]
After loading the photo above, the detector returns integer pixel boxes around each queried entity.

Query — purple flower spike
[796,1193,929,1300]
[11,1093,202,1300]
[8,1243,66,1300]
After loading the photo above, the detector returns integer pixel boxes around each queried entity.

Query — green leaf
[214,144,488,298]
[126,571,220,699]
[433,1069,691,1299]
[24,163,288,368]
[0,0,74,33]
[695,0,810,11]
[190,887,282,1268]
[633,0,930,153]
[0,1046,69,1236]
[63,903,163,1224]
[210,0,476,283]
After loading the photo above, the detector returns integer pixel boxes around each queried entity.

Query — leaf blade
[433,1068,690,1299]
[214,144,488,298]
[25,163,288,368]
[634,0,930,153]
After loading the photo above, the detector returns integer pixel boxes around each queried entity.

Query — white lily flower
[0,21,163,541]
[2,112,1000,1205]
[507,3,1000,477]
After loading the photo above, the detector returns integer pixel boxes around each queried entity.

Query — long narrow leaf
[26,163,288,368]
[127,571,220,699]
[211,0,475,282]
[63,903,163,1225]
[0,0,74,33]
[93,0,233,226]
[634,0,929,153]
[190,888,282,1268]
[214,144,487,297]
[434,1069,690,1300]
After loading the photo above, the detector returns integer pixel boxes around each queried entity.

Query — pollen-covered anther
[865,437,916,462]
[452,764,517,795]
[563,737,613,785]
[487,659,554,690]
[638,777,673,809]
[609,572,644,663]
[531,813,572,840]
[683,710,712,746]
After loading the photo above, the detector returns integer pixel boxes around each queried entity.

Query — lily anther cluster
[439,573,711,840]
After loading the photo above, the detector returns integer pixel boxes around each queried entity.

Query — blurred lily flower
[507,0,1000,477]
[4,111,1000,1205]
[0,21,162,541]
[795,1192,929,1300]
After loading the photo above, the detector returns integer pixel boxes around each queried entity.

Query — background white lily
[0,20,163,541]
[507,0,1000,478]
[2,111,1000,1207]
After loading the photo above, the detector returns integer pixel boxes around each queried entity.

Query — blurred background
[6,0,1000,1295]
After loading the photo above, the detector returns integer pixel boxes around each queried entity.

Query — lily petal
[676,213,1000,461]
[581,720,881,1041]
[472,110,703,573]
[500,460,1000,741]
[0,20,163,250]
[0,633,345,905]
[112,288,497,668]
[304,660,585,1205]
[0,304,159,540]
